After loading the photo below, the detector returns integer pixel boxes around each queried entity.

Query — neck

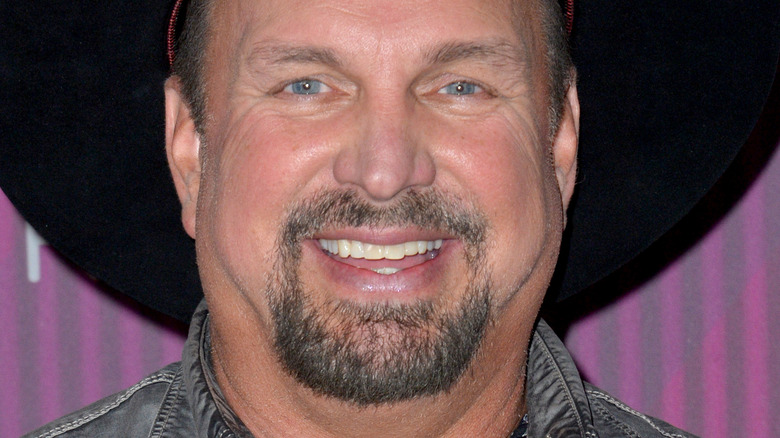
[207,305,534,437]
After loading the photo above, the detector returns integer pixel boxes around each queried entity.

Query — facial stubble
[266,189,494,405]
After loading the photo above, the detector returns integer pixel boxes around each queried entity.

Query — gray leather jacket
[25,302,696,437]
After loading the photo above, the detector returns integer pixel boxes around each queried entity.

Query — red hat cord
[564,0,574,34]
[167,0,184,68]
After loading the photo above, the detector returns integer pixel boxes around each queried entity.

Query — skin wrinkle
[424,40,529,81]
[247,43,343,70]
[241,40,530,102]
[174,0,571,136]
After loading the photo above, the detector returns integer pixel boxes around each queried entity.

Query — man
[163,0,579,435]
[3,0,777,436]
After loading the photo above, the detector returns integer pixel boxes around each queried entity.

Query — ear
[165,76,201,239]
[551,78,580,223]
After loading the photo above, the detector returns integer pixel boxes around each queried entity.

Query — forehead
[207,0,542,65]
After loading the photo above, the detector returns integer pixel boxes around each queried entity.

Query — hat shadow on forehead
[165,0,575,69]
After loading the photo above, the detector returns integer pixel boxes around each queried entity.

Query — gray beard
[266,189,493,405]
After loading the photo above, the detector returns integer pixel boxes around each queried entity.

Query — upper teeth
[318,239,443,260]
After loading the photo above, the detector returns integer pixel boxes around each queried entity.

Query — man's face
[167,0,577,405]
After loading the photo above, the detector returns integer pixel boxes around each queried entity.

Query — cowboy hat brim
[1,0,778,322]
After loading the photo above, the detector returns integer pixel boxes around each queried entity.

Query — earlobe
[165,76,201,239]
[552,78,580,222]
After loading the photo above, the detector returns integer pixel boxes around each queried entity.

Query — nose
[333,95,435,202]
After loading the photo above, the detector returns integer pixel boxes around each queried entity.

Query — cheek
[421,111,555,289]
[199,110,348,288]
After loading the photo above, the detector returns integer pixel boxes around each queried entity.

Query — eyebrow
[245,42,342,69]
[244,39,528,73]
[423,40,529,71]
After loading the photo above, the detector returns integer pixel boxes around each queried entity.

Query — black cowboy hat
[1,1,778,323]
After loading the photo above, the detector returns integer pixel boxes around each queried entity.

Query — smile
[318,239,444,275]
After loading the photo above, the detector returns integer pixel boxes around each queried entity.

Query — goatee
[268,189,492,405]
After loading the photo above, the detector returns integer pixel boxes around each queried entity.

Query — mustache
[269,188,493,405]
[279,188,488,259]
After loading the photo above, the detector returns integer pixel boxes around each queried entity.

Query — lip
[313,227,456,245]
[301,235,457,303]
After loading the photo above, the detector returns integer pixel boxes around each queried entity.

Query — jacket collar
[526,319,598,437]
[182,301,596,437]
[182,301,249,437]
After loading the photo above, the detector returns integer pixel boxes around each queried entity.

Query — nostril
[333,148,428,202]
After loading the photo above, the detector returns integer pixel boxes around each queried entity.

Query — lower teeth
[373,267,402,275]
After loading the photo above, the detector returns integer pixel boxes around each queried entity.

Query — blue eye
[439,81,480,96]
[284,79,330,95]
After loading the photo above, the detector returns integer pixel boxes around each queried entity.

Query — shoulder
[584,383,698,438]
[24,363,187,438]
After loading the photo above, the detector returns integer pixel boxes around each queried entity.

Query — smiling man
[163,0,582,435]
[14,0,777,436]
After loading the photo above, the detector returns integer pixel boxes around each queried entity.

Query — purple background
[2,98,779,436]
